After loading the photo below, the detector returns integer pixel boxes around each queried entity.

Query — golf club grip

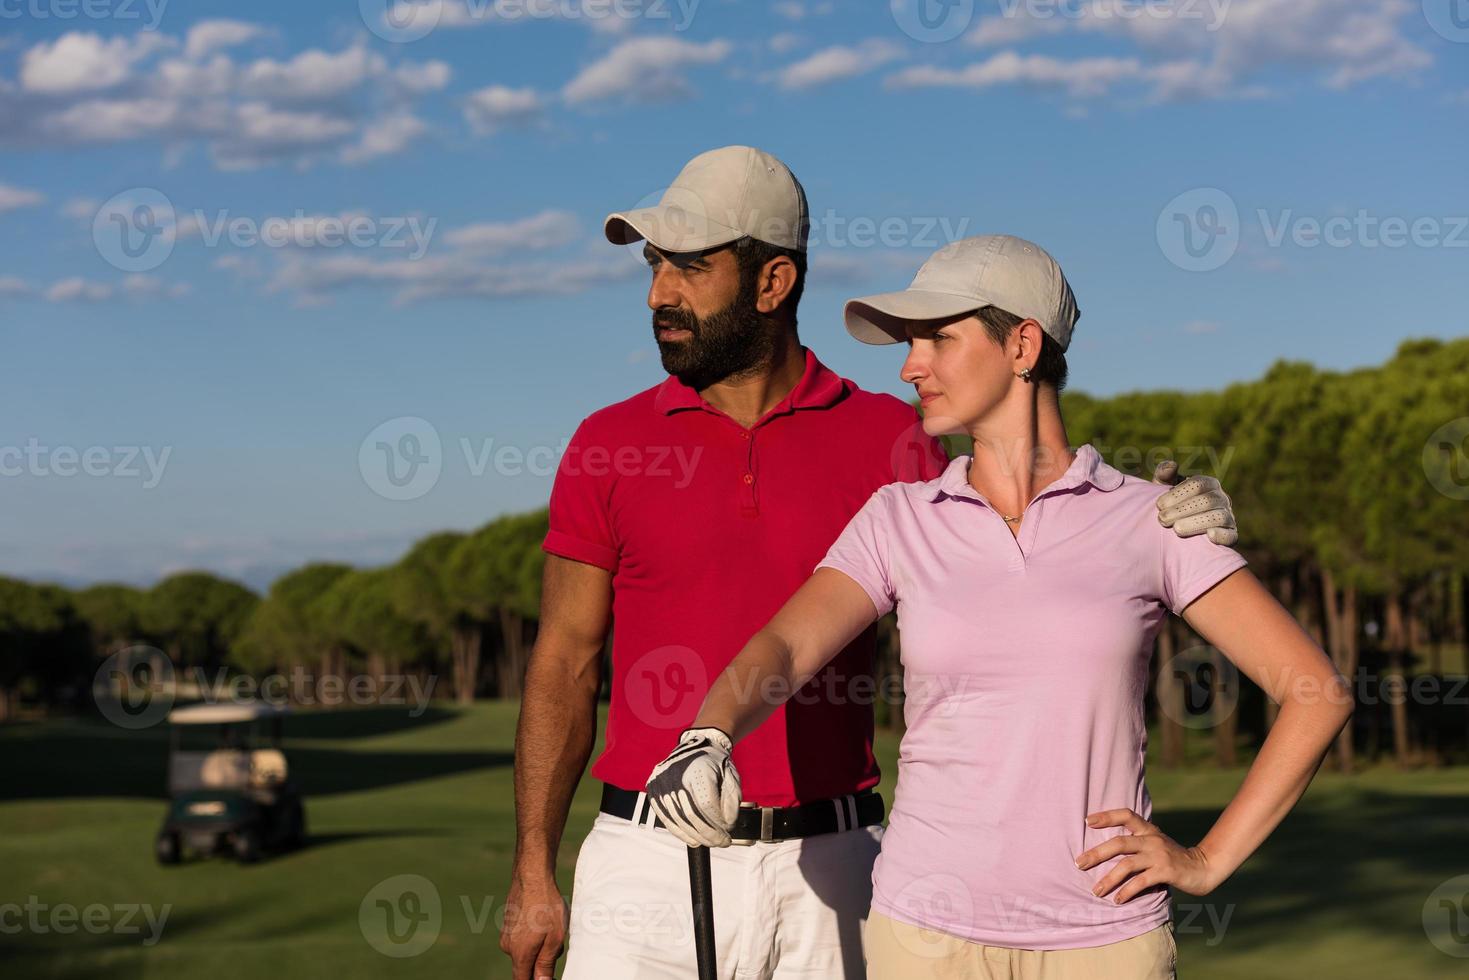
[687,845,717,980]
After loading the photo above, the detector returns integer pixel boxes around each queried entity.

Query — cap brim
[843,290,986,345]
[604,206,743,254]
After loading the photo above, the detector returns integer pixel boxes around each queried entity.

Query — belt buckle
[731,802,781,845]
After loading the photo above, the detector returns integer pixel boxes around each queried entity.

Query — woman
[645,235,1352,978]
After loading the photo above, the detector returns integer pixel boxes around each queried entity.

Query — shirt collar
[653,347,847,416]
[927,443,1125,503]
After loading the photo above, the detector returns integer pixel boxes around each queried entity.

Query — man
[499,146,1238,980]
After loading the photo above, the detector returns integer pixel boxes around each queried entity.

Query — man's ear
[755,255,797,314]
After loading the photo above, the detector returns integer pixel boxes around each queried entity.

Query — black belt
[599,783,884,845]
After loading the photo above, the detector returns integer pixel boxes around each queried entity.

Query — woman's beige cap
[844,235,1080,351]
[604,145,808,254]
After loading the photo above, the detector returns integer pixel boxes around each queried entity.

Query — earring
[1019,368,1033,382]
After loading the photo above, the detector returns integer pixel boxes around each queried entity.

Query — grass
[1,701,1465,978]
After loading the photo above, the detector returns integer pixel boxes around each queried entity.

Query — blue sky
[1,0,1465,590]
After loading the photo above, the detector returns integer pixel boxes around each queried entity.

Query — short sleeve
[888,407,950,483]
[542,418,620,573]
[1160,527,1247,616]
[815,489,897,618]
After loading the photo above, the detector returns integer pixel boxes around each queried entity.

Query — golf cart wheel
[286,802,307,849]
[233,829,261,864]
[155,831,181,866]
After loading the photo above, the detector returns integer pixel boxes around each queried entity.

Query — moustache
[653,308,699,336]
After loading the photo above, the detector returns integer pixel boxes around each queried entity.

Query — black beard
[653,278,775,392]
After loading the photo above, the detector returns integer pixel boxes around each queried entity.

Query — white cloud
[240,45,385,102]
[562,37,731,106]
[45,277,113,303]
[394,60,452,94]
[777,39,904,90]
[211,103,358,170]
[123,274,190,299]
[441,210,579,252]
[964,0,1431,101]
[383,0,635,34]
[773,1,807,19]
[769,33,802,54]
[0,182,44,213]
[888,52,1148,99]
[60,198,98,220]
[184,19,267,60]
[0,274,31,297]
[20,31,174,94]
[464,85,545,134]
[341,114,429,164]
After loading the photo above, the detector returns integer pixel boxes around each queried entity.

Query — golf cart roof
[167,703,290,725]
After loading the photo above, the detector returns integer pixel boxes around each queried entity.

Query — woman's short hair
[976,305,1069,392]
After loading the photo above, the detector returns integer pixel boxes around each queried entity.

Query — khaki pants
[863,910,1177,980]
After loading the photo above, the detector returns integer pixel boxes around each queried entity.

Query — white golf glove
[645,727,743,848]
[1152,460,1239,546]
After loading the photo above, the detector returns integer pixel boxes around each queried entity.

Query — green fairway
[2,702,1465,978]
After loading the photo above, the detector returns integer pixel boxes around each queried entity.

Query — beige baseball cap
[844,234,1080,351]
[604,145,808,254]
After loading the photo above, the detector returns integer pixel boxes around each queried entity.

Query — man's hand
[645,727,742,848]
[1152,460,1239,546]
[499,869,569,980]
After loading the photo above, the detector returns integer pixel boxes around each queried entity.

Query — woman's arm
[690,567,882,744]
[1078,567,1354,901]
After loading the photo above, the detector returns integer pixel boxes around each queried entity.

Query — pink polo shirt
[817,444,1247,950]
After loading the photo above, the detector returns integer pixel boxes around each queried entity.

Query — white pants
[562,810,883,980]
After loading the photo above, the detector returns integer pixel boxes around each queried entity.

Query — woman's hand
[1075,808,1221,902]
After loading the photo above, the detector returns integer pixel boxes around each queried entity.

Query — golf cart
[155,702,305,864]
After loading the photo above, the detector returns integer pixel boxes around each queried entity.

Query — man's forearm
[512,645,601,874]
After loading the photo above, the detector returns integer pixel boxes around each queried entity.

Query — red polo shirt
[544,347,949,806]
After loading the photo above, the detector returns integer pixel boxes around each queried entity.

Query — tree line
[3,337,1466,771]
